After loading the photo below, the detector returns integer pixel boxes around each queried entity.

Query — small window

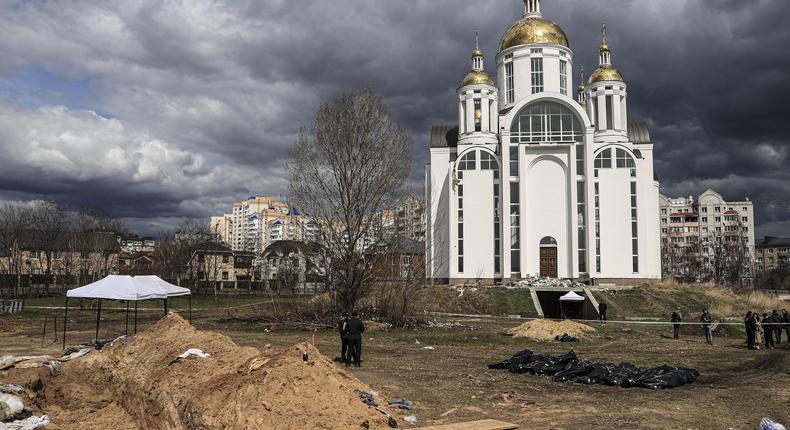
[222,271,229,280]
[222,255,229,263]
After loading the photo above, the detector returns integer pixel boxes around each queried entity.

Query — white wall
[428,150,452,279]
[598,168,633,277]
[523,154,572,278]
[461,169,495,278]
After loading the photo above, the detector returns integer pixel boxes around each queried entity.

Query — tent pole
[188,295,192,324]
[134,301,138,334]
[95,299,102,342]
[164,298,168,316]
[62,297,69,350]
[125,301,130,336]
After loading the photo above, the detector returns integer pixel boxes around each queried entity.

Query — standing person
[783,309,790,344]
[598,301,607,325]
[754,312,763,348]
[338,311,349,363]
[671,307,683,339]
[700,309,714,345]
[745,311,757,350]
[345,311,366,367]
[772,310,783,344]
[763,313,775,349]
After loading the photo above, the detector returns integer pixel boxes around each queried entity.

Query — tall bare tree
[288,88,412,311]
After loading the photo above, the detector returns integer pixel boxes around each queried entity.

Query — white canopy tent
[63,275,191,349]
[559,291,586,302]
[559,290,588,320]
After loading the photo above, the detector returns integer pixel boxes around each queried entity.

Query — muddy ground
[2,306,790,429]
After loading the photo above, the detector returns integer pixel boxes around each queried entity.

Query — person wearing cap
[338,311,350,363]
[671,307,683,339]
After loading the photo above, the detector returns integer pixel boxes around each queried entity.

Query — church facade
[426,0,661,284]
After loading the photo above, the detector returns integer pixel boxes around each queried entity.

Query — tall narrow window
[458,184,464,273]
[509,146,519,177]
[559,60,567,95]
[531,58,544,93]
[594,182,601,273]
[605,95,614,130]
[577,181,587,274]
[510,182,521,273]
[494,183,501,274]
[474,99,482,132]
[505,62,514,105]
[630,181,639,273]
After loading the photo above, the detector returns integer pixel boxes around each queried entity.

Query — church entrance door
[539,247,558,278]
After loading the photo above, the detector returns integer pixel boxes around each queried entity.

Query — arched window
[510,102,583,144]
[480,151,498,170]
[595,148,635,175]
[540,236,557,246]
[457,151,476,171]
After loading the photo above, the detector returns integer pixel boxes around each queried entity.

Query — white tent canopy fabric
[66,275,168,301]
[66,275,191,301]
[134,275,191,297]
[559,291,586,302]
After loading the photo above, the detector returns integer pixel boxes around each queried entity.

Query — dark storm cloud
[0,0,788,236]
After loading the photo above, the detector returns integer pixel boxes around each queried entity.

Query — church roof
[430,125,459,148]
[627,121,651,144]
[499,17,569,52]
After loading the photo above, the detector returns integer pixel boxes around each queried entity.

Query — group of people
[338,311,365,367]
[745,309,790,350]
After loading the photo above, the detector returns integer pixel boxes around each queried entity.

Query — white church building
[426,0,661,284]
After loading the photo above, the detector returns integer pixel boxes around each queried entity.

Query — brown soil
[0,317,22,333]
[9,313,399,429]
[506,319,596,341]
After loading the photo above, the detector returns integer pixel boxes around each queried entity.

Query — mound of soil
[25,313,399,429]
[507,319,596,341]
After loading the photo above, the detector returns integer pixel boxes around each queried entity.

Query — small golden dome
[461,70,494,86]
[472,48,483,58]
[588,65,624,84]
[599,43,610,53]
[498,17,569,52]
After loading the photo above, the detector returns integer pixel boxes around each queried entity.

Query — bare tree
[288,88,412,311]
[0,204,28,295]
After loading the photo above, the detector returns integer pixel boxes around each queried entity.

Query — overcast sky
[1,0,789,237]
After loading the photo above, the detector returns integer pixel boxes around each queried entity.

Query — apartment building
[755,237,790,272]
[659,189,755,280]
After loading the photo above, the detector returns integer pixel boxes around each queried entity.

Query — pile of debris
[4,313,401,429]
[488,349,699,389]
[508,276,587,289]
[506,319,596,342]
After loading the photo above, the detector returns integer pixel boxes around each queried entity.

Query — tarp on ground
[133,275,191,297]
[559,291,585,301]
[66,275,167,301]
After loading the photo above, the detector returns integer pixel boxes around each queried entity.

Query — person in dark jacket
[344,312,366,367]
[671,307,683,339]
[771,310,782,345]
[598,302,607,325]
[763,313,775,349]
[700,309,713,345]
[744,311,757,350]
[338,311,349,363]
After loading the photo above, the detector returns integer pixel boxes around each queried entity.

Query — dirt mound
[29,313,399,429]
[507,319,596,341]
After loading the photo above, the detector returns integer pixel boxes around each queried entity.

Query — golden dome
[498,17,569,52]
[588,65,623,84]
[599,43,610,53]
[461,70,494,86]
